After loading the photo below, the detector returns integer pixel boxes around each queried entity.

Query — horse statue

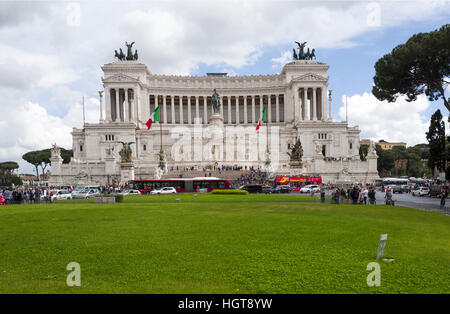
[295,41,307,60]
[119,48,125,60]
[134,50,138,61]
[305,48,311,60]
[292,48,298,60]
[125,41,135,60]
[310,48,316,60]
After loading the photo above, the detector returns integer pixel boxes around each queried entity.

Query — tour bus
[382,177,410,193]
[128,177,230,194]
[272,176,322,192]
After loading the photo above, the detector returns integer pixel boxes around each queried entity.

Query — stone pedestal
[120,162,135,185]
[209,113,224,128]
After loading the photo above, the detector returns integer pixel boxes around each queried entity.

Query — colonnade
[147,94,285,125]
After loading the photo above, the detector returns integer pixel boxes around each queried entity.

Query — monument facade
[49,42,379,185]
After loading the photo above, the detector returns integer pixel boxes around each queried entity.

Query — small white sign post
[376,234,388,260]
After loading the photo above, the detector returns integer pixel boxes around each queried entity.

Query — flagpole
[82,96,85,126]
[159,120,163,153]
[266,103,269,154]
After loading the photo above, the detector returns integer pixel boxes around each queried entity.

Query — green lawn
[0,194,448,293]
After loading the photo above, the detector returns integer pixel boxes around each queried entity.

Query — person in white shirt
[363,188,369,205]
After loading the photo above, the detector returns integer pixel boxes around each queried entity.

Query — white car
[299,185,320,193]
[120,189,142,196]
[412,187,429,197]
[53,190,73,201]
[72,188,101,199]
[150,187,177,195]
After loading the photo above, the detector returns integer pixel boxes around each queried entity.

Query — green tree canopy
[359,144,369,161]
[426,109,446,173]
[372,24,449,110]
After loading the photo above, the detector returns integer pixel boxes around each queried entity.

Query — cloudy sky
[0,0,449,173]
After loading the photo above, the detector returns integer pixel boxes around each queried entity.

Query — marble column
[259,95,263,122]
[302,88,307,120]
[195,96,199,123]
[203,96,208,124]
[235,96,240,124]
[268,95,272,123]
[187,96,192,124]
[244,96,248,124]
[251,95,256,123]
[163,95,167,124]
[228,96,231,124]
[125,89,129,121]
[180,96,184,124]
[171,96,175,124]
[115,88,120,122]
[312,87,317,121]
[106,88,111,122]
[276,94,280,123]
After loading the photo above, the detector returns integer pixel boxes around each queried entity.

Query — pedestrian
[334,189,340,204]
[363,187,368,205]
[350,187,359,205]
[368,188,376,205]
[440,188,447,208]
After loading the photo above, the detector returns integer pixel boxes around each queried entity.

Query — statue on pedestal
[287,137,303,168]
[118,142,134,163]
[211,88,221,114]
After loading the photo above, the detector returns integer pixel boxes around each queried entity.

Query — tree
[426,109,446,175]
[372,24,449,111]
[60,148,73,164]
[359,144,369,161]
[22,147,73,181]
[0,161,19,185]
[375,144,395,176]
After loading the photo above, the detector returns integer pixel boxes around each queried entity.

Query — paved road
[375,191,450,214]
[310,190,450,215]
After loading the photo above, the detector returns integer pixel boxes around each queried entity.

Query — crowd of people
[233,168,268,188]
[330,185,378,205]
[0,187,57,205]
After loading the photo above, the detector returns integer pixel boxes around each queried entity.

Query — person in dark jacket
[350,187,359,204]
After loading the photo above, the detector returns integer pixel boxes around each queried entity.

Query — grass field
[0,193,448,293]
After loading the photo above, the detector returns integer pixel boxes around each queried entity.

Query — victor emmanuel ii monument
[49,42,379,185]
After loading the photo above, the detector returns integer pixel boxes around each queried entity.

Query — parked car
[72,188,101,199]
[273,185,292,194]
[239,184,263,194]
[120,189,142,196]
[261,186,274,194]
[400,185,410,193]
[428,185,447,198]
[52,190,73,201]
[391,185,403,194]
[411,187,429,197]
[150,187,177,195]
[299,185,320,193]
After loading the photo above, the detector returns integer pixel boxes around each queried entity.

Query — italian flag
[256,106,266,131]
[146,106,160,130]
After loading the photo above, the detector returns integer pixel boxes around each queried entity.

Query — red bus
[273,176,322,191]
[128,177,230,194]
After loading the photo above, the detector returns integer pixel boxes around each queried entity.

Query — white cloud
[0,92,100,172]
[272,50,291,70]
[338,92,431,146]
